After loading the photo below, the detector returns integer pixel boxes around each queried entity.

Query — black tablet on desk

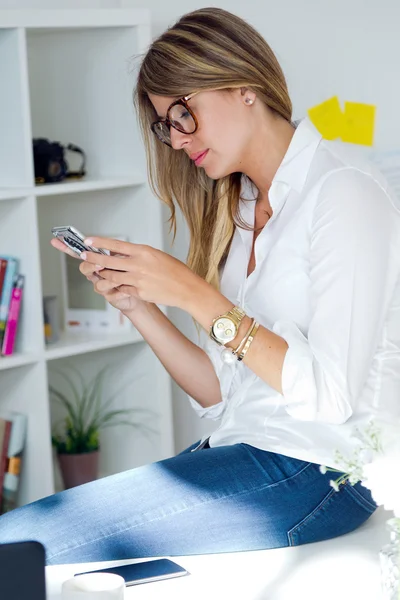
[0,541,46,600]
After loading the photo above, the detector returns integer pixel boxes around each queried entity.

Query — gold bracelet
[232,318,255,356]
[237,321,260,362]
[220,318,255,364]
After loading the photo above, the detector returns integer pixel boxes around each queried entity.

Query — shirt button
[270,181,289,205]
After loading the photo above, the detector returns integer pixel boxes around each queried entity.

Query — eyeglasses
[150,92,199,147]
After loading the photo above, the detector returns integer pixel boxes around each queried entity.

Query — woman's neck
[241,112,295,206]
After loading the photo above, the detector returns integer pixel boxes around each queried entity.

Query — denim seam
[48,459,313,561]
[287,486,336,546]
[239,444,313,488]
[343,483,377,512]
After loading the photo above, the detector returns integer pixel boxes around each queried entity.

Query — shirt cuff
[186,334,236,420]
[272,319,319,421]
[186,394,226,420]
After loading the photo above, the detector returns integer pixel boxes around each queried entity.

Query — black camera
[33,138,86,184]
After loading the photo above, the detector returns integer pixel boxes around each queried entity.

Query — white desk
[46,507,390,600]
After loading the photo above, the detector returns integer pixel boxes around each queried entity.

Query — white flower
[319,465,327,474]
[325,418,400,513]
[348,472,361,485]
[362,448,400,517]
[358,448,375,464]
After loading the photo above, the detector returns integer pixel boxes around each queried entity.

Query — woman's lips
[191,150,209,166]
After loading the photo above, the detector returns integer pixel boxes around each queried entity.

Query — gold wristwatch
[210,306,246,346]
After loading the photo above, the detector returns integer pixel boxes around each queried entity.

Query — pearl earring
[245,98,254,105]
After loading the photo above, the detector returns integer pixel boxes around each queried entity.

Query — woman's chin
[203,163,232,180]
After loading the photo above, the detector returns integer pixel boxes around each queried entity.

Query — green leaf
[49,386,80,431]
[52,367,82,408]
[49,364,158,455]
[85,365,109,431]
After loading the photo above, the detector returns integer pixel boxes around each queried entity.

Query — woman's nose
[170,127,192,151]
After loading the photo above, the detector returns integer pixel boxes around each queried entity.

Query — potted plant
[49,364,157,489]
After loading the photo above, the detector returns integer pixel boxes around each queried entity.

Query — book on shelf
[1,274,25,356]
[0,417,12,510]
[0,258,7,300]
[0,255,24,357]
[0,411,27,515]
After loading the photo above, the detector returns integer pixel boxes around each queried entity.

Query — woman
[0,7,398,565]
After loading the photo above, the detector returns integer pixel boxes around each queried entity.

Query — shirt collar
[272,117,322,195]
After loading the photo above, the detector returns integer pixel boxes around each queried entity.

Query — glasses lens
[153,122,171,146]
[168,103,196,134]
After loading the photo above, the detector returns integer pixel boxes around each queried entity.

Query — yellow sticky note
[341,101,376,146]
[307,96,343,140]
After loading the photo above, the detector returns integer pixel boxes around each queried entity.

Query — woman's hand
[79,236,200,309]
[50,237,146,314]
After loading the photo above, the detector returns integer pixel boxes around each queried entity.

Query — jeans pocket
[287,482,375,547]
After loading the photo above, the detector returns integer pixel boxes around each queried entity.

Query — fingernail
[80,252,87,260]
[85,238,93,245]
[95,265,103,270]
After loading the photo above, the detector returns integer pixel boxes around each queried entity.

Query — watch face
[212,317,237,343]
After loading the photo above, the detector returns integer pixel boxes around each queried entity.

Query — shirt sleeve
[186,329,233,420]
[273,168,400,424]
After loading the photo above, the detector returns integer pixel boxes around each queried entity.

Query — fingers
[86,273,101,284]
[91,266,130,287]
[92,278,120,294]
[83,237,143,258]
[51,237,125,297]
[117,284,140,297]
[80,249,133,273]
[110,251,130,258]
[50,237,80,259]
[79,260,102,277]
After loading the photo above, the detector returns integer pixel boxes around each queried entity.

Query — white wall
[3,0,400,452]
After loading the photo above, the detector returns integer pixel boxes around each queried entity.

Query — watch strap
[227,306,245,321]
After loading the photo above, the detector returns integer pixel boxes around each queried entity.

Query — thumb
[118,284,140,297]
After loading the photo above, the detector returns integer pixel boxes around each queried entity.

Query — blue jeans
[0,441,376,565]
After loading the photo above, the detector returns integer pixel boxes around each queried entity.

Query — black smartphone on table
[0,541,46,600]
[77,558,190,586]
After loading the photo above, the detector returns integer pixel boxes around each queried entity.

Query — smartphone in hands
[51,226,107,257]
[77,558,190,587]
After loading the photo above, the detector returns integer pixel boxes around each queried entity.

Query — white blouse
[188,117,400,470]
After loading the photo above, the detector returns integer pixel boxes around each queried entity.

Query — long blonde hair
[134,7,292,289]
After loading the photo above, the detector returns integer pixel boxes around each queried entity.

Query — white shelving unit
[0,9,174,506]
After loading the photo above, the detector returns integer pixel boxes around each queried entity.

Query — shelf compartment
[37,186,162,341]
[0,196,45,356]
[26,25,145,183]
[0,361,54,505]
